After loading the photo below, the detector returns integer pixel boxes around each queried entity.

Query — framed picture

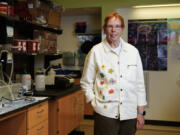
[128,19,167,71]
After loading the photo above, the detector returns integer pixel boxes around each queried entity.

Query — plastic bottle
[35,70,45,91]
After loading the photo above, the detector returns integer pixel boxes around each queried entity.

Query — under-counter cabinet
[49,90,84,135]
[27,101,49,135]
[0,110,27,135]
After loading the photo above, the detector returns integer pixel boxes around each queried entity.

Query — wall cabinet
[49,90,84,135]
[0,12,62,80]
[0,13,62,40]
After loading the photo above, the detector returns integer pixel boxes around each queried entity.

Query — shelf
[76,32,101,36]
[61,65,83,71]
[0,14,63,35]
[13,52,62,56]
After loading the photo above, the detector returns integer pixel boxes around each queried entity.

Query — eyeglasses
[106,25,123,30]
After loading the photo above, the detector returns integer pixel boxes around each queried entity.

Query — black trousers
[94,112,137,135]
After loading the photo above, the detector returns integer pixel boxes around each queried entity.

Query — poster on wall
[168,18,180,60]
[128,19,167,71]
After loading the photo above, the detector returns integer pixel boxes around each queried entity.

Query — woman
[80,12,147,135]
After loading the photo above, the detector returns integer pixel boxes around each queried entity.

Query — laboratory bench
[0,84,84,135]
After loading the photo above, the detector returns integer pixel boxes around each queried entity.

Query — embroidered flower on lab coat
[104,105,107,109]
[104,85,109,89]
[102,95,105,100]
[108,89,114,94]
[108,68,114,74]
[109,78,116,85]
[102,65,106,70]
[100,73,105,78]
[100,80,104,85]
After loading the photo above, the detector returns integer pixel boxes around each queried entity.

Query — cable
[3,72,12,84]
[0,50,14,84]
[0,63,4,81]
[8,55,13,85]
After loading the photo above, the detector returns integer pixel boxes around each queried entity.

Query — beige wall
[54,0,180,26]
[58,14,101,52]
[116,6,180,122]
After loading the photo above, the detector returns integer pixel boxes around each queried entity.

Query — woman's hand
[136,114,145,130]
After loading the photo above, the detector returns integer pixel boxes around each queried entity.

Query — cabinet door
[58,93,75,135]
[75,90,84,127]
[0,111,26,135]
[48,100,58,135]
[57,90,85,135]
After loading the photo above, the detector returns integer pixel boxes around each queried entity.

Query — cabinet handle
[37,109,44,114]
[37,125,44,131]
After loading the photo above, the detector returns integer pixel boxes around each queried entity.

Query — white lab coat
[80,38,147,120]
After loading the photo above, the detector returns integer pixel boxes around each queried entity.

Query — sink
[0,96,48,115]
[0,83,48,116]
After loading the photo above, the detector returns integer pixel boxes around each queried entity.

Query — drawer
[27,101,48,130]
[27,120,48,135]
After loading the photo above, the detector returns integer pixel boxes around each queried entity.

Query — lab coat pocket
[125,64,137,82]
[91,97,97,108]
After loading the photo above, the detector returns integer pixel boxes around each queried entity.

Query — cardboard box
[40,39,49,53]
[48,9,61,28]
[33,30,57,41]
[27,0,49,24]
[34,30,57,54]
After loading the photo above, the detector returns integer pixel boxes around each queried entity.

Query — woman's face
[104,17,124,43]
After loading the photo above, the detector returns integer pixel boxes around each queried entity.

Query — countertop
[0,96,49,119]
[33,84,81,99]
[0,84,81,119]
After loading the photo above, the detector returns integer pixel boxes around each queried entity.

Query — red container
[27,40,40,54]
[0,2,8,15]
[36,41,40,53]
[27,40,37,54]
[75,22,87,33]
[8,5,14,16]
[13,39,27,53]
[21,40,27,53]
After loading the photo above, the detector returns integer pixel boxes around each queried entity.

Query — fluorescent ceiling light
[133,3,180,8]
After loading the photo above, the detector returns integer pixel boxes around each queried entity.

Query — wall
[54,0,180,25]
[116,6,180,122]
[58,13,101,52]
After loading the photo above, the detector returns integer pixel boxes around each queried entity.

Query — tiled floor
[79,119,180,135]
